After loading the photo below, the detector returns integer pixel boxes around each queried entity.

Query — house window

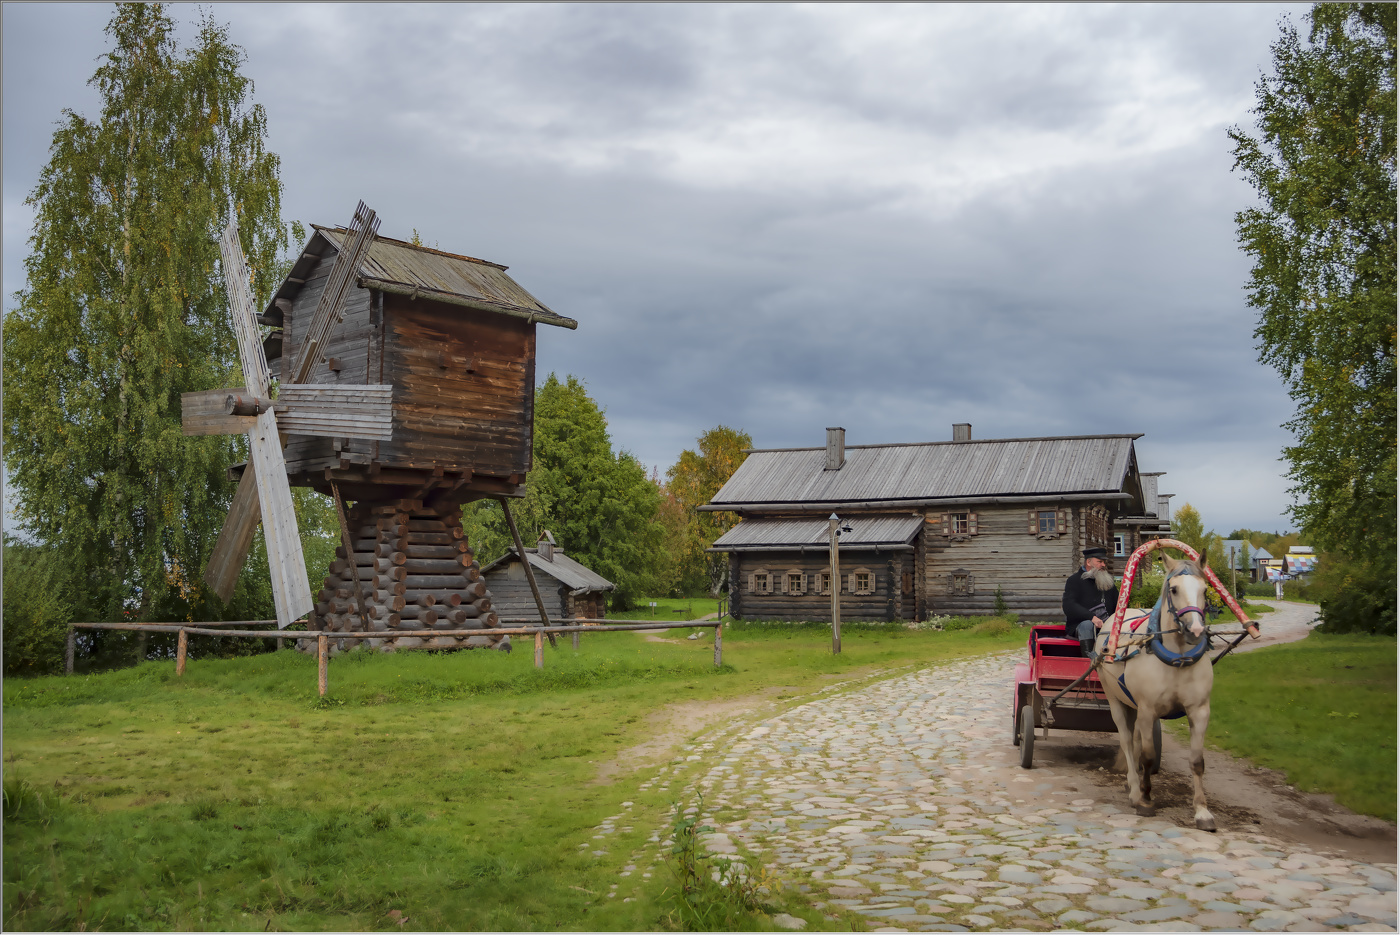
[788,572,804,595]
[820,572,832,595]
[951,512,969,534]
[1114,534,1126,557]
[953,573,969,594]
[753,572,770,594]
[855,571,871,593]
[902,571,912,594]
[1038,511,1057,534]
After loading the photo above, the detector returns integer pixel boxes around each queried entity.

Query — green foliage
[1169,631,1396,820]
[2,536,74,675]
[993,586,1008,616]
[1229,4,1396,626]
[663,795,776,931]
[460,375,668,609]
[2,4,295,624]
[1313,553,1396,634]
[664,426,753,597]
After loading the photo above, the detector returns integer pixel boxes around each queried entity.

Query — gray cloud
[3,3,1311,535]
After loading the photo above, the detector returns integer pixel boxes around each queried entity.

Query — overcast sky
[4,3,1309,534]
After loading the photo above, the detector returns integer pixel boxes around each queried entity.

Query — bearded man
[1063,546,1119,661]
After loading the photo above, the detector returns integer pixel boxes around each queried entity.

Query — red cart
[1012,623,1159,771]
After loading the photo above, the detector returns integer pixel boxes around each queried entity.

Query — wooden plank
[248,409,313,628]
[181,387,256,436]
[276,384,393,441]
[219,222,271,397]
[204,465,260,602]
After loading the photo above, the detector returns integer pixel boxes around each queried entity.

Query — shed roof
[710,514,923,552]
[480,548,615,592]
[709,435,1141,508]
[268,226,577,329]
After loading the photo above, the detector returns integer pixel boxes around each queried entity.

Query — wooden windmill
[183,202,576,652]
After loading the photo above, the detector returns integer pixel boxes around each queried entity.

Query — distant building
[480,531,615,622]
[1220,540,1274,582]
[705,425,1167,622]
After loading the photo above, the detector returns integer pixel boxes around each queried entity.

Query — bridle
[1144,565,1210,667]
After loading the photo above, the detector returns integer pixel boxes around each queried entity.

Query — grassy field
[1169,631,1397,821]
[3,619,1024,931]
[608,597,723,622]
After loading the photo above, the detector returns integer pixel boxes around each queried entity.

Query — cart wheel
[1013,703,1022,746]
[1019,705,1035,769]
[1151,719,1162,775]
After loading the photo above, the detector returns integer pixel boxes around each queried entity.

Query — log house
[706,425,1170,622]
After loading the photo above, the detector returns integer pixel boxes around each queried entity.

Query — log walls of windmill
[282,251,376,475]
[279,249,535,481]
[730,549,914,622]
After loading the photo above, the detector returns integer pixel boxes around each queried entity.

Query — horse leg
[1187,702,1216,831]
[1107,696,1150,815]
[1135,715,1156,806]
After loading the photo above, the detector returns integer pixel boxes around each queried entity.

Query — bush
[1244,582,1278,598]
[3,536,73,675]
[1314,556,1397,636]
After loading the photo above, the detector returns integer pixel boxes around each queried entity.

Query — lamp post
[828,513,850,655]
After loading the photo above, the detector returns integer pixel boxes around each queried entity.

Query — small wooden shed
[481,532,615,622]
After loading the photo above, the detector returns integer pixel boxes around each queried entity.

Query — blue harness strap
[1144,571,1210,668]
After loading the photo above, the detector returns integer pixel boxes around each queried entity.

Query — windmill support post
[497,496,556,648]
[330,481,372,627]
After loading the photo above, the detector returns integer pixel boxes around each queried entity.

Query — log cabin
[704,425,1171,622]
[480,531,615,623]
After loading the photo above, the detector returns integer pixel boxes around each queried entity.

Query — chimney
[536,529,556,562]
[825,427,845,470]
[953,423,971,442]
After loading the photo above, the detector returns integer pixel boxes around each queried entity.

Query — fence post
[176,629,188,677]
[572,629,580,650]
[534,630,544,669]
[713,623,722,667]
[65,626,76,675]
[318,634,329,697]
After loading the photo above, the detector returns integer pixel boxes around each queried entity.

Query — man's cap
[1082,547,1109,559]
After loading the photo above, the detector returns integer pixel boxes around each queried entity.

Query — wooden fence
[65,619,723,696]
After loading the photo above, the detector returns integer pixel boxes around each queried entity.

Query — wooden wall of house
[484,560,608,622]
[380,294,534,479]
[921,504,1083,620]
[279,246,536,481]
[730,549,914,622]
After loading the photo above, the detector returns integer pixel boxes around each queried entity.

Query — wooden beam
[219,221,272,398]
[204,465,260,602]
[330,481,372,628]
[181,387,256,436]
[247,409,313,628]
[499,496,556,648]
[275,384,393,440]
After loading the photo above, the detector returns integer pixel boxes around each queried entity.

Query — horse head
[1161,546,1209,640]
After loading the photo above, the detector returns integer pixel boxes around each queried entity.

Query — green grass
[608,597,722,622]
[3,621,1024,931]
[1169,631,1396,821]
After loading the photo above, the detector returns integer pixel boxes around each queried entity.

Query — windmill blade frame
[291,201,380,385]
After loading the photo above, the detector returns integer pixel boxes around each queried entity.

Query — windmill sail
[291,201,380,385]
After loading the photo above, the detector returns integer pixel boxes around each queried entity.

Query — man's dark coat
[1062,568,1120,626]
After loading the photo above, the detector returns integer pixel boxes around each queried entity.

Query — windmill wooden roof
[266,226,577,329]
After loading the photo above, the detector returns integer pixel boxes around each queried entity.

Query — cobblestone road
[607,649,1397,932]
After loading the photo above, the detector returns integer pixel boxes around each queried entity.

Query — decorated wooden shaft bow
[1105,538,1261,663]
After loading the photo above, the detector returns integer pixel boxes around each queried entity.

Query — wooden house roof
[707,435,1144,510]
[480,548,615,592]
[266,226,577,329]
[710,514,923,552]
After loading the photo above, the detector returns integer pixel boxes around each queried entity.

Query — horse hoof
[1135,804,1156,817]
[1195,816,1217,832]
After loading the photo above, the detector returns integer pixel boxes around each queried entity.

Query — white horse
[1096,548,1218,830]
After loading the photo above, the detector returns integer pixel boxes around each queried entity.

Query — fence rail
[64,618,724,696]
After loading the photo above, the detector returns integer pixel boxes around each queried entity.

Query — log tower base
[296,498,508,656]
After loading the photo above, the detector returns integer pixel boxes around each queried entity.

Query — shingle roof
[709,435,1139,507]
[711,514,923,552]
[269,226,577,329]
[480,548,615,592]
